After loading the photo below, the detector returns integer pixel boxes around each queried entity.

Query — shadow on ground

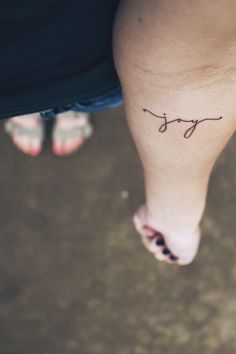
[0,106,235,354]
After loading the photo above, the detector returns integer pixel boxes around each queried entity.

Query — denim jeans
[40,86,123,120]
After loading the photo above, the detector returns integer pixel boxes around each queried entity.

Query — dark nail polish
[162,247,170,255]
[156,238,164,246]
[170,255,178,261]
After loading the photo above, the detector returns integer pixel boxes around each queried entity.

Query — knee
[114,0,236,84]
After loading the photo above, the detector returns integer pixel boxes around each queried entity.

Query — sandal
[52,111,94,155]
[4,116,44,156]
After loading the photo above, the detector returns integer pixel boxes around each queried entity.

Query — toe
[53,138,83,156]
[20,135,32,154]
[29,137,42,156]
[155,238,165,246]
[154,251,167,261]
[143,234,163,253]
[156,249,179,264]
[133,205,150,237]
[154,238,169,261]
[141,232,180,265]
[12,134,22,149]
[13,135,30,155]
[63,138,83,154]
[164,254,179,265]
[142,233,166,258]
[169,254,178,261]
[155,239,179,264]
[142,225,158,237]
[52,138,64,155]
[162,247,171,255]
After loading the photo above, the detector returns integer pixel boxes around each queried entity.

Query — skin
[113,0,236,265]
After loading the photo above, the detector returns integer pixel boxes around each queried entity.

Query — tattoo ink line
[143,108,223,138]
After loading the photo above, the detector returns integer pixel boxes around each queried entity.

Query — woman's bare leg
[113,0,236,265]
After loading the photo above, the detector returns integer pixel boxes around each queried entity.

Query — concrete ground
[0,106,235,354]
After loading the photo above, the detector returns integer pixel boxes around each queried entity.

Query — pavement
[0,106,235,354]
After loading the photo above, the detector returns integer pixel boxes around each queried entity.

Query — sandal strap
[53,118,94,140]
[4,118,44,140]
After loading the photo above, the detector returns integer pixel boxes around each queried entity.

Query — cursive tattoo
[143,108,223,138]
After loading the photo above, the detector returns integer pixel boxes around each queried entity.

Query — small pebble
[121,190,129,199]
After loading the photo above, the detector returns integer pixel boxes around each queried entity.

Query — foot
[133,204,201,266]
[52,110,93,156]
[4,113,43,156]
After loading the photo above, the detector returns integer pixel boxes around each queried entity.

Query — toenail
[156,238,165,246]
[170,254,178,261]
[143,225,155,236]
[162,247,170,255]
